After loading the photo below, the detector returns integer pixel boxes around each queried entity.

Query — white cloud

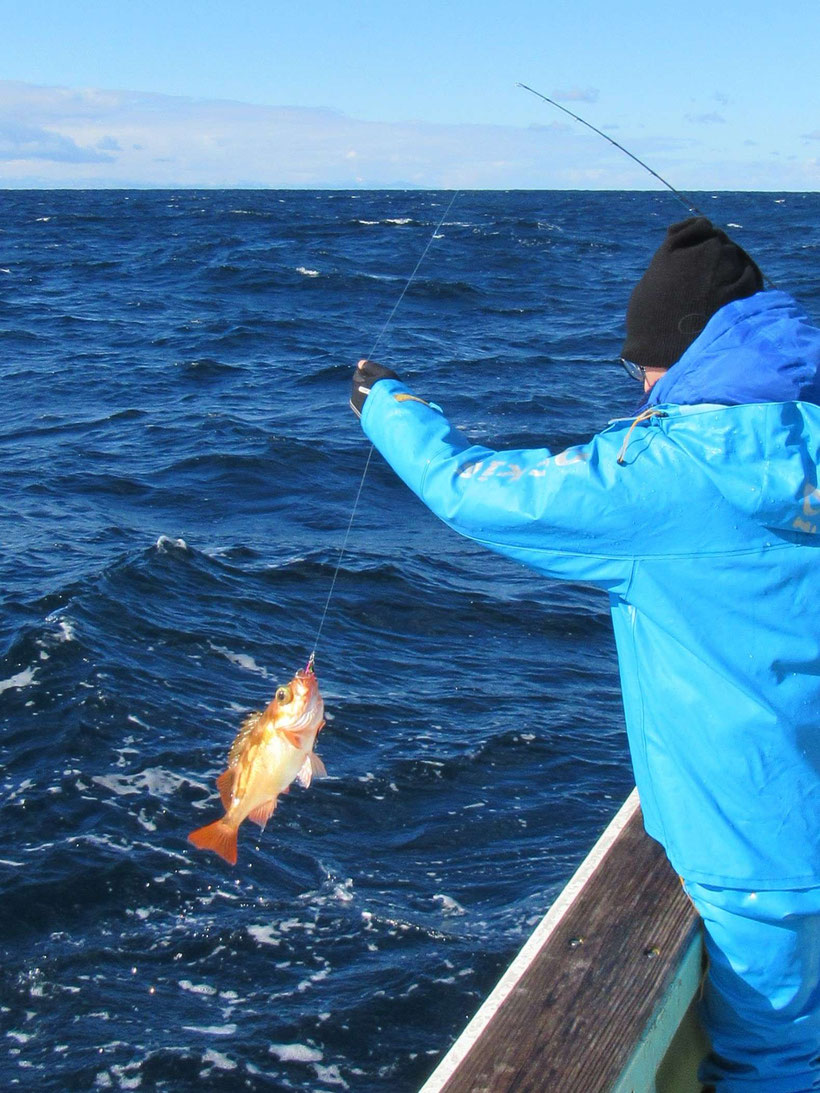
[0,79,619,188]
[0,80,814,191]
[0,120,114,163]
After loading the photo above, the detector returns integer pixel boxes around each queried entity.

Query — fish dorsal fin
[228,711,263,767]
[216,768,235,809]
[247,797,277,830]
[296,751,327,789]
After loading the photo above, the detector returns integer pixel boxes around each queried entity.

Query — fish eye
[276,685,293,704]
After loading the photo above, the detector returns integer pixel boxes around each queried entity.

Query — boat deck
[420,790,707,1092]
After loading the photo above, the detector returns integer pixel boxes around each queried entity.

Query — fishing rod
[518,82,777,290]
[308,191,461,665]
[517,82,705,218]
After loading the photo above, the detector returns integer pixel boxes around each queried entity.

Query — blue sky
[1,0,817,189]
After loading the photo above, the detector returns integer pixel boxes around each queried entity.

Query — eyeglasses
[620,358,646,383]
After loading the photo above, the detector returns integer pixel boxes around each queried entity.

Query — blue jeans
[685,882,820,1092]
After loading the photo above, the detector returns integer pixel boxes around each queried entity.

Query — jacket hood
[636,289,820,539]
[645,291,820,410]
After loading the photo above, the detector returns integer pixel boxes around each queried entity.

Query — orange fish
[188,662,326,865]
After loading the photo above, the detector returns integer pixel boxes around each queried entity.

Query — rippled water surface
[1,189,817,1090]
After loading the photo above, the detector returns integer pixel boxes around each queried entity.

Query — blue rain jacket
[360,290,820,889]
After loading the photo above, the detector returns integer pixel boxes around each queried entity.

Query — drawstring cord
[616,408,667,465]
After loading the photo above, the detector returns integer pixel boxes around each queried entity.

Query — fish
[188,662,326,865]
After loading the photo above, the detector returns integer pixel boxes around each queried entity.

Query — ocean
[1,189,817,1091]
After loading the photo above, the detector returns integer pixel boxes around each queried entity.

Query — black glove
[350,359,399,418]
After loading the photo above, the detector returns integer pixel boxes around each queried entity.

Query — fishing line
[517,82,705,218]
[309,190,461,664]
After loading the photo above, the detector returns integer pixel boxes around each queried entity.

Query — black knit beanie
[621,217,764,370]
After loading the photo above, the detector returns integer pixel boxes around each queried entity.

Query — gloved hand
[350,358,399,419]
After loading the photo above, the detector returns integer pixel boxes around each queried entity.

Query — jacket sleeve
[360,379,650,592]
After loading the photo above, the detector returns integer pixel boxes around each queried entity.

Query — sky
[0,0,817,190]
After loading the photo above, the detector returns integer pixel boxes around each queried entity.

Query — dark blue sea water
[1,189,817,1091]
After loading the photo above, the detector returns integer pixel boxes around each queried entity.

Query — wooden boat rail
[419,789,706,1093]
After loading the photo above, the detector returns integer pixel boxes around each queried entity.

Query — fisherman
[349,216,820,1092]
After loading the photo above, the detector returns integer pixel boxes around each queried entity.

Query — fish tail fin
[188,819,238,865]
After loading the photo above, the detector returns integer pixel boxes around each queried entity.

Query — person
[349,216,820,1092]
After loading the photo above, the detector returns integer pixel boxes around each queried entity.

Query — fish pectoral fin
[309,751,327,779]
[215,769,235,810]
[296,755,313,788]
[282,728,308,749]
[282,719,325,751]
[247,798,278,830]
[296,751,327,789]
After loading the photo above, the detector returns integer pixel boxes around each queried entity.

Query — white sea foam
[183,1023,237,1036]
[179,980,217,996]
[8,778,35,803]
[109,1063,142,1089]
[332,880,354,903]
[269,1043,323,1064]
[54,618,76,642]
[384,218,412,225]
[92,767,190,799]
[0,668,38,694]
[246,924,280,947]
[201,1049,237,1071]
[433,894,466,916]
[315,1063,349,1087]
[156,535,188,552]
[210,644,270,678]
[296,266,320,277]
